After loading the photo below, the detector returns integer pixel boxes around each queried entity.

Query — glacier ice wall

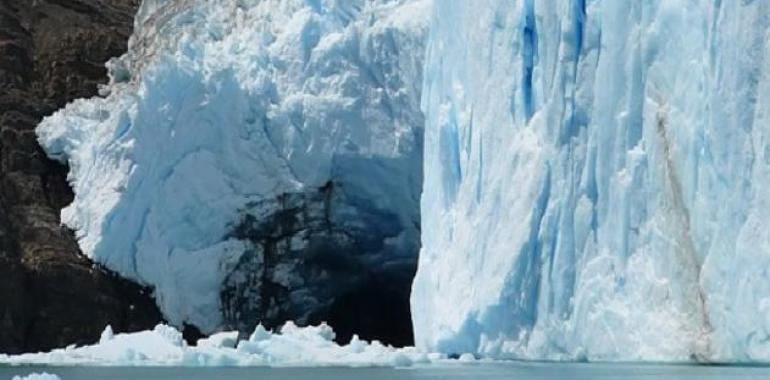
[38,0,429,336]
[413,0,770,362]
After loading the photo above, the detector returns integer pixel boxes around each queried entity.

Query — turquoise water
[3,362,770,379]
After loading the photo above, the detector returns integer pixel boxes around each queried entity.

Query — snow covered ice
[37,0,429,334]
[412,0,770,363]
[0,324,444,367]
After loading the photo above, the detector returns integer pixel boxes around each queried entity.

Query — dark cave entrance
[220,181,419,347]
[322,263,416,347]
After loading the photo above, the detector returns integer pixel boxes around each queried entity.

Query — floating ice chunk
[100,325,114,343]
[1,323,446,367]
[197,331,239,349]
[12,373,60,380]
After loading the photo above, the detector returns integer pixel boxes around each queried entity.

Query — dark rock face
[0,0,161,354]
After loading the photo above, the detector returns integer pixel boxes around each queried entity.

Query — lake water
[3,362,770,380]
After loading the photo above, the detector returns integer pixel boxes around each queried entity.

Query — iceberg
[412,0,770,362]
[37,0,429,338]
[0,324,444,367]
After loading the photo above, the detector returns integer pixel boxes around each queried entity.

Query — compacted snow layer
[413,0,770,362]
[0,324,444,367]
[38,0,428,334]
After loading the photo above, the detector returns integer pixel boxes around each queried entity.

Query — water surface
[3,362,770,379]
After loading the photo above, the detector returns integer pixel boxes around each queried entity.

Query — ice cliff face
[38,0,428,342]
[413,0,770,362]
[39,0,770,363]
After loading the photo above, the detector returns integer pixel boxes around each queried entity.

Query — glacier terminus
[413,0,770,363]
[30,0,770,364]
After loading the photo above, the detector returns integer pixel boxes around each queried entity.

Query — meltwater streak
[654,109,711,362]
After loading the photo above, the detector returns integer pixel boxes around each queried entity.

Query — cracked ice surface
[412,0,770,362]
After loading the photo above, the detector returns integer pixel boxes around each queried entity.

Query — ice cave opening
[216,180,420,348]
[322,259,416,347]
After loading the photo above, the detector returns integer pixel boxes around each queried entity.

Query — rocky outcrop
[0,0,161,354]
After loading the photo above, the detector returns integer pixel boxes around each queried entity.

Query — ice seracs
[38,0,429,338]
[412,0,770,362]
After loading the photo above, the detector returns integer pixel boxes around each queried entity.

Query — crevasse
[412,0,770,362]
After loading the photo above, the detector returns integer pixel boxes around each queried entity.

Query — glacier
[35,0,770,364]
[413,0,770,362]
[37,0,428,340]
